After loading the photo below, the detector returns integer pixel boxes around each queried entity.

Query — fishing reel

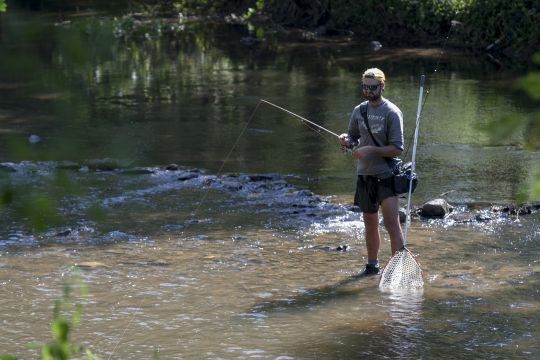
[340,136,359,155]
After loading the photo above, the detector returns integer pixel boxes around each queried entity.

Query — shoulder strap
[360,103,381,147]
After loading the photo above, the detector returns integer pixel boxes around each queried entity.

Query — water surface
[0,10,539,359]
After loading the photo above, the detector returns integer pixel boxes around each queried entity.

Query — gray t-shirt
[347,99,404,176]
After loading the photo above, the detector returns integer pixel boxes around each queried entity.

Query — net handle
[403,75,425,245]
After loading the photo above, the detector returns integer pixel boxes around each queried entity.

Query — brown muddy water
[1,168,538,359]
[0,9,539,359]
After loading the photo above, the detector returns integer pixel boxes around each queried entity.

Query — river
[0,9,539,359]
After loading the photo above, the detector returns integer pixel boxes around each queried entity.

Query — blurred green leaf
[87,203,106,223]
[477,114,523,142]
[52,319,70,343]
[0,355,18,360]
[516,73,540,100]
[38,272,97,359]
[53,170,82,197]
[22,196,61,232]
[480,53,540,203]
[534,178,540,200]
[7,138,33,162]
[1,185,14,206]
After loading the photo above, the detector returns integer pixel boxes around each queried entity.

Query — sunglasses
[362,84,380,91]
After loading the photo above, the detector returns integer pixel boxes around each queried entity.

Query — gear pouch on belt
[391,159,418,195]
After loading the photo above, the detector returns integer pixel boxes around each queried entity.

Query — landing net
[379,248,424,290]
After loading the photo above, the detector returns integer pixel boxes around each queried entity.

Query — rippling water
[0,8,539,359]
[1,162,538,358]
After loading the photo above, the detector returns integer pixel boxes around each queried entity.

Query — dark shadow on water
[250,274,379,313]
[280,289,427,358]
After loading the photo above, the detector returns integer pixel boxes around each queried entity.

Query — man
[339,68,405,275]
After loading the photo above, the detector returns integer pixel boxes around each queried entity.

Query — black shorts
[354,175,396,213]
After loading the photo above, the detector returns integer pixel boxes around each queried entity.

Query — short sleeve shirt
[347,99,404,176]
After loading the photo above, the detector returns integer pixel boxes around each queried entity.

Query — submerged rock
[177,172,199,181]
[139,259,169,266]
[28,134,41,144]
[249,174,279,182]
[85,158,128,171]
[165,163,179,171]
[309,244,350,251]
[494,204,535,216]
[55,229,72,237]
[0,163,17,172]
[122,167,155,175]
[75,261,110,269]
[57,161,81,170]
[475,212,497,222]
[446,212,476,223]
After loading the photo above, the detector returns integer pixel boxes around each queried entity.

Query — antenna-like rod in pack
[404,74,425,244]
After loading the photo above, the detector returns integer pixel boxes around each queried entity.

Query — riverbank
[2,1,537,69]
[152,0,540,69]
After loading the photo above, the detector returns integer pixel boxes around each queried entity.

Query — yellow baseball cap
[362,68,385,84]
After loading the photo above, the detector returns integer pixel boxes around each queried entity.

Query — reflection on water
[381,290,425,359]
[0,11,537,204]
[0,9,539,359]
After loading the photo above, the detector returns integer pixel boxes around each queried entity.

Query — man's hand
[339,133,356,154]
[339,133,352,147]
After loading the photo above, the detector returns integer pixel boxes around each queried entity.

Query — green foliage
[455,0,538,60]
[0,166,105,233]
[23,196,61,232]
[517,54,540,101]
[331,0,458,41]
[38,274,100,359]
[2,172,64,232]
[0,0,6,12]
[2,274,100,360]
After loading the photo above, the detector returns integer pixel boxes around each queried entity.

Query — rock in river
[420,198,452,218]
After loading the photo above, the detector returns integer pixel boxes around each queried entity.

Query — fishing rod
[260,99,341,139]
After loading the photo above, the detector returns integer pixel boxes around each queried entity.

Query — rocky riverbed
[1,159,538,249]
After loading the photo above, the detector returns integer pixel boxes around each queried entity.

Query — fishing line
[188,99,338,220]
[399,22,459,238]
[260,99,341,139]
[106,101,264,358]
[188,100,264,220]
[107,315,136,360]
[419,21,459,115]
[402,21,458,160]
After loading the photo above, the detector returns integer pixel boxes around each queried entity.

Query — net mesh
[379,248,424,290]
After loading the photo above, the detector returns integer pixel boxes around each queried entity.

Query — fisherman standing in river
[339,68,405,275]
